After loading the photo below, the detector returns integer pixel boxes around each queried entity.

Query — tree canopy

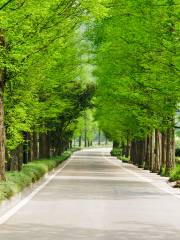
[89,0,179,173]
[0,0,109,178]
[0,0,179,179]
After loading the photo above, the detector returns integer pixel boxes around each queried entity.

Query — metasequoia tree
[91,0,179,174]
[0,0,108,177]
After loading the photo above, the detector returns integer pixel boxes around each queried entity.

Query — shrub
[169,164,180,182]
[120,156,130,163]
[176,157,180,164]
[111,148,122,157]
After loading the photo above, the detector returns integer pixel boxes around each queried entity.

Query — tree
[0,0,108,177]
[90,0,179,174]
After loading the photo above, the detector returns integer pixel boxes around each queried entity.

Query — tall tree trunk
[29,133,34,161]
[23,132,29,164]
[150,131,155,172]
[153,130,162,173]
[0,32,6,180]
[84,128,87,147]
[98,129,101,145]
[144,134,154,171]
[161,132,167,171]
[79,136,82,147]
[122,142,126,156]
[39,133,50,158]
[130,141,138,165]
[58,134,64,155]
[166,127,175,174]
[0,94,5,180]
[17,144,23,171]
[8,144,23,171]
[9,151,17,171]
[32,132,39,160]
[125,140,131,158]
[130,141,134,164]
[69,140,72,149]
[137,140,146,168]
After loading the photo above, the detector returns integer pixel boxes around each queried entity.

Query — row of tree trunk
[121,128,176,175]
[6,130,72,172]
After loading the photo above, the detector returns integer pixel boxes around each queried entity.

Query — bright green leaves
[0,0,104,151]
[92,0,179,142]
[80,0,110,20]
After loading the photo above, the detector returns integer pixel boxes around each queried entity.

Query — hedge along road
[0,148,180,240]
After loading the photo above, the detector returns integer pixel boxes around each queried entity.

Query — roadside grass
[159,167,169,177]
[111,148,130,163]
[0,149,76,203]
[176,157,180,164]
[169,163,180,182]
[120,156,131,163]
[111,148,122,158]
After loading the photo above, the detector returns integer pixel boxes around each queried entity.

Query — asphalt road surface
[0,148,180,240]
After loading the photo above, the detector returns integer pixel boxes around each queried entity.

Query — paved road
[0,148,180,240]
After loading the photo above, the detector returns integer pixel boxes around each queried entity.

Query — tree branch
[0,0,14,11]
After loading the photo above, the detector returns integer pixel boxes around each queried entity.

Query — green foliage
[0,0,108,151]
[89,0,180,143]
[120,156,130,163]
[0,149,75,202]
[169,164,180,182]
[111,148,122,157]
[111,148,130,162]
[159,166,169,177]
[176,157,180,164]
[73,109,98,142]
